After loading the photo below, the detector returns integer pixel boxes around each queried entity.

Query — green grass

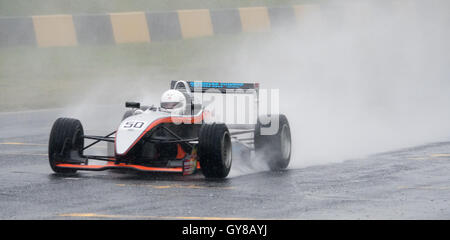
[0,33,268,111]
[0,0,316,16]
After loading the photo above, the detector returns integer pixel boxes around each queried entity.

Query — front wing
[55,161,199,174]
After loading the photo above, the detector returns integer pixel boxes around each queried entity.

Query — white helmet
[160,90,187,115]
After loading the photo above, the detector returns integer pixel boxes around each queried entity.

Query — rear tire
[198,123,232,178]
[48,118,84,174]
[254,114,291,170]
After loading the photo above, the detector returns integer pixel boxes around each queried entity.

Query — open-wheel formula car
[48,80,291,178]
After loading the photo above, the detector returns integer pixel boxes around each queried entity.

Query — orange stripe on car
[56,163,183,172]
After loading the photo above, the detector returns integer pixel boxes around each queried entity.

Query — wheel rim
[73,127,84,155]
[222,132,232,168]
[280,124,291,160]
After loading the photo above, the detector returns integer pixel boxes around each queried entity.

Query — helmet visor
[161,102,181,109]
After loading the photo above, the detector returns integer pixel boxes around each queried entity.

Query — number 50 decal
[123,121,145,129]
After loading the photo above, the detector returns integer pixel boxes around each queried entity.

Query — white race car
[48,80,291,178]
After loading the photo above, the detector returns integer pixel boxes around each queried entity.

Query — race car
[48,80,291,178]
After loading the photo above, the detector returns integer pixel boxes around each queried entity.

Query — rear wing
[171,80,260,128]
[170,80,259,94]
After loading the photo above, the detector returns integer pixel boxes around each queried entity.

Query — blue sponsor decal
[189,81,245,89]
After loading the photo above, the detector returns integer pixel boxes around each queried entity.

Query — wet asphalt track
[0,108,449,219]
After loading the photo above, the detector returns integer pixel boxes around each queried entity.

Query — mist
[57,0,450,172]
[229,0,450,168]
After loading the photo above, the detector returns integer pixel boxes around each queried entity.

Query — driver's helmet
[160,89,187,115]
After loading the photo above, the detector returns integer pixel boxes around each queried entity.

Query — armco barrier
[239,7,271,33]
[32,15,78,47]
[110,12,151,43]
[0,1,422,48]
[0,5,314,47]
[177,9,214,39]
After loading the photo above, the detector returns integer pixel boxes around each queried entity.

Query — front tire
[198,123,232,178]
[48,118,84,173]
[254,114,291,170]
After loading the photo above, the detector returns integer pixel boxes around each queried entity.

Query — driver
[160,89,188,115]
